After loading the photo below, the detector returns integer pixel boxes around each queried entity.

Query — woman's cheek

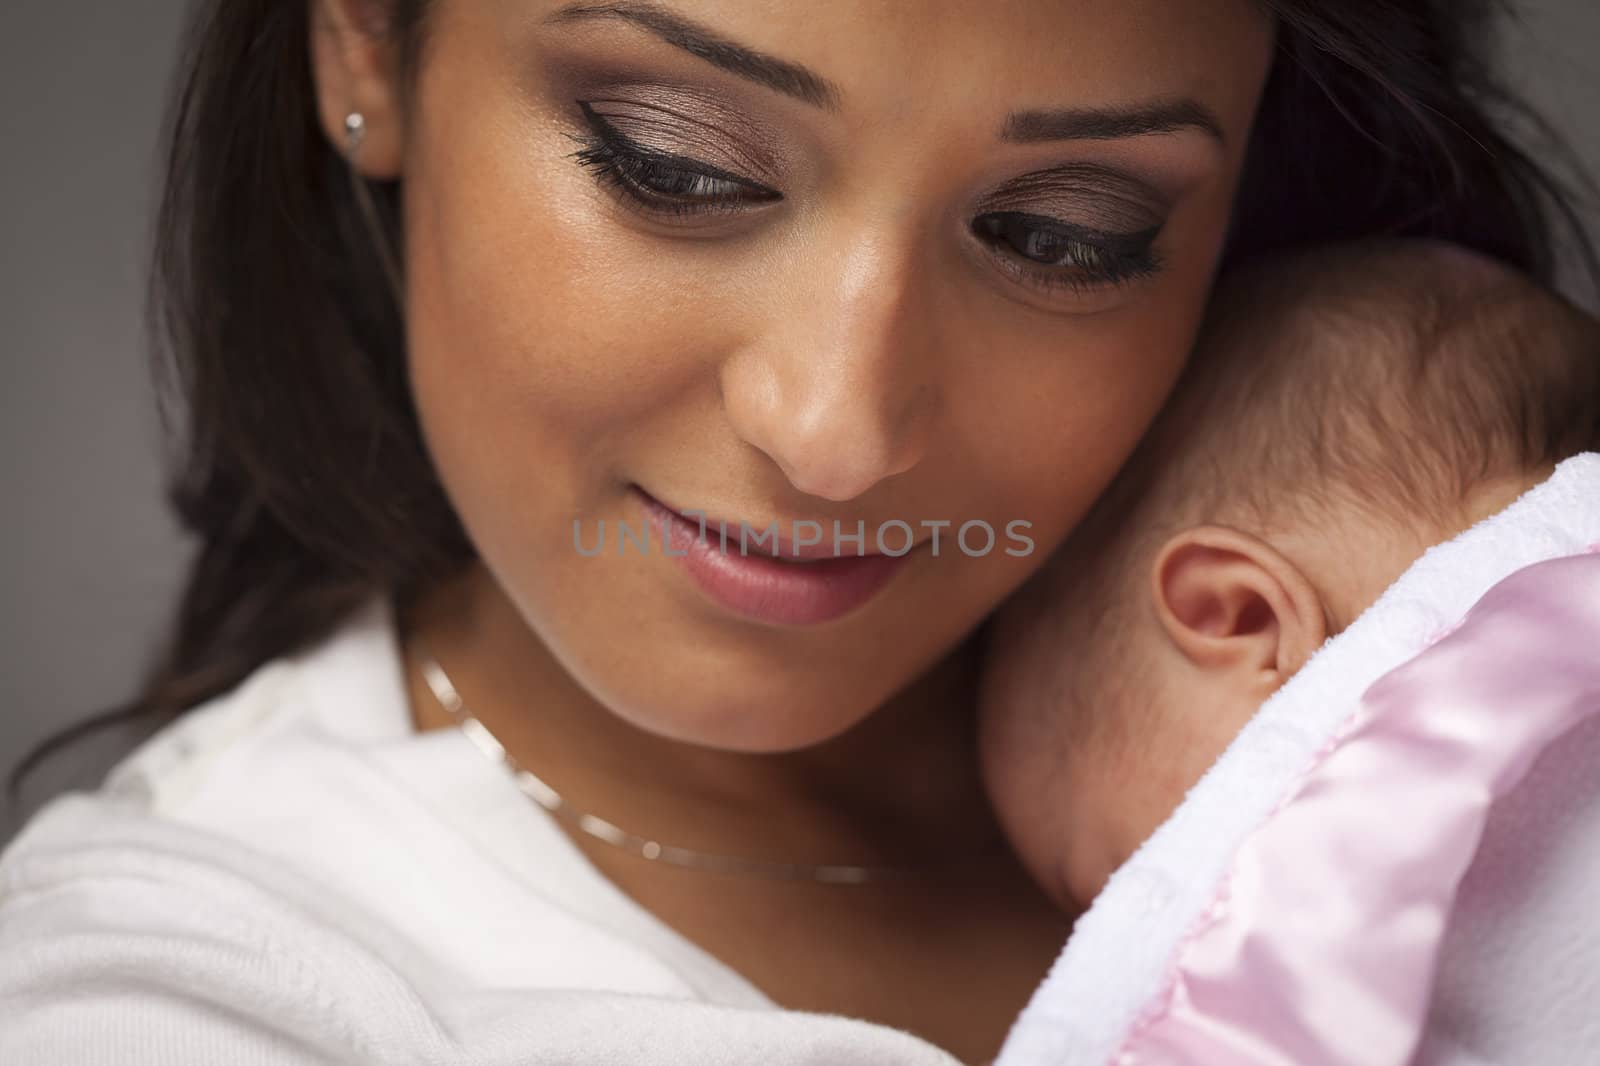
[946,194,1232,554]
[948,314,1190,556]
[405,145,760,539]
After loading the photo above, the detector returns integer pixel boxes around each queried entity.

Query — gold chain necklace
[415,647,925,885]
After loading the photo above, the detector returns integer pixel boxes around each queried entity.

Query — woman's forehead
[469,0,1274,133]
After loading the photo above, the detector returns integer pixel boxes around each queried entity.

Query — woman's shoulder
[0,594,406,911]
[98,595,411,817]
[0,799,963,1066]
[0,788,962,1066]
[0,789,452,1064]
[0,594,475,963]
[0,594,971,1065]
[0,597,439,1060]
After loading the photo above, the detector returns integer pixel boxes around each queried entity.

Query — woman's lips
[631,487,912,627]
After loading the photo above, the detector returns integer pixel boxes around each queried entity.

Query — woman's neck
[396,564,1073,1065]
[397,563,1009,871]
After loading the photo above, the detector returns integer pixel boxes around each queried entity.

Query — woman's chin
[568,657,892,754]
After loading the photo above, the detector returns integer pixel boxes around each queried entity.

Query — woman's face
[334,0,1274,752]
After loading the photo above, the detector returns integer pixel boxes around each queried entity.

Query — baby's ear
[1149,526,1328,689]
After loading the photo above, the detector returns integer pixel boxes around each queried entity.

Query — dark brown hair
[8,0,1599,804]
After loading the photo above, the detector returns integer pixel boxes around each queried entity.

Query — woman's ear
[309,0,407,179]
[1149,525,1328,691]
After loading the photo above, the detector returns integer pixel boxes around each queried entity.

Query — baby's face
[977,583,1259,912]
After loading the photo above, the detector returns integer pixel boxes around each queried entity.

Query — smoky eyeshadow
[979,163,1172,236]
[534,48,1177,238]
[536,52,792,183]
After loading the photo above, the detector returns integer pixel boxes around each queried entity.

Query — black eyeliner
[987,212,1162,255]
[972,210,1165,288]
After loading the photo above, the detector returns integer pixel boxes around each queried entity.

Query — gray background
[3,1,1599,830]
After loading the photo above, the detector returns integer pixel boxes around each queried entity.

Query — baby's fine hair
[1112,238,1600,547]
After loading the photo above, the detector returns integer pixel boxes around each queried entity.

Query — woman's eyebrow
[543,1,1226,147]
[544,1,842,111]
[1001,101,1226,146]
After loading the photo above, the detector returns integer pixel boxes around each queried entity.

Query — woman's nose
[719,233,940,503]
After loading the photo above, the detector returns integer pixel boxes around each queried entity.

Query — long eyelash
[1027,240,1163,292]
[564,135,739,217]
[974,213,1165,294]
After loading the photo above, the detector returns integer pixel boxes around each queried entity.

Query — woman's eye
[568,101,782,219]
[565,99,1163,293]
[971,211,1163,293]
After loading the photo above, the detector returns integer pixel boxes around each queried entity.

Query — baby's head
[979,239,1600,912]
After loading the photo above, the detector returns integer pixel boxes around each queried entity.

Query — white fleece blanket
[995,452,1600,1066]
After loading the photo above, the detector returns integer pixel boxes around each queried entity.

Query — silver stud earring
[338,110,405,306]
[344,112,367,159]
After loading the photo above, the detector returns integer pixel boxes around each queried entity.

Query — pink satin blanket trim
[1113,550,1600,1066]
